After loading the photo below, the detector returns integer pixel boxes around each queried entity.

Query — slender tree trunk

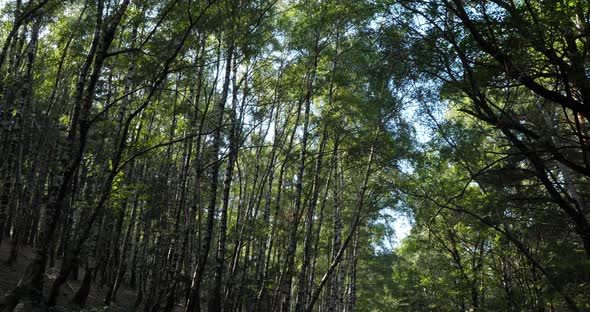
[280,41,320,312]
[70,262,95,307]
[210,54,241,312]
[186,40,234,312]
[305,144,374,312]
[295,126,327,311]
[328,136,343,312]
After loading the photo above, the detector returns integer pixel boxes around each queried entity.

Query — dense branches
[0,0,403,311]
[1,0,588,311]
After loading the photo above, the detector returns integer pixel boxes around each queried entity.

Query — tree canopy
[0,0,588,311]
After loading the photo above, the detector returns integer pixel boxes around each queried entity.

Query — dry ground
[0,240,138,311]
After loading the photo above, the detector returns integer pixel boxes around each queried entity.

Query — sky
[387,209,413,247]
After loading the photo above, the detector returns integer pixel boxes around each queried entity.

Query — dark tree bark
[186,39,234,312]
[280,39,320,312]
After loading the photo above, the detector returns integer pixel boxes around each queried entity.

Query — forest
[0,0,589,311]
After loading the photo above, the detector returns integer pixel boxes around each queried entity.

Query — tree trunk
[186,40,234,312]
[295,126,327,311]
[280,41,320,312]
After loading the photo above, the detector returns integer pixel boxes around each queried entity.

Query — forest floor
[0,240,139,311]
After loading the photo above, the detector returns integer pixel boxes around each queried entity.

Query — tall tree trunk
[280,41,320,312]
[210,54,241,312]
[186,40,234,312]
[305,144,374,312]
[295,126,327,311]
[328,136,343,312]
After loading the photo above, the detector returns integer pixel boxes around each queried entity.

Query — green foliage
[2,0,590,311]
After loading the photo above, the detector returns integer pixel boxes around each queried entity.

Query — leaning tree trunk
[295,126,327,312]
[185,41,234,312]
[0,1,130,309]
[280,40,320,312]
[305,144,374,312]
[209,54,241,312]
